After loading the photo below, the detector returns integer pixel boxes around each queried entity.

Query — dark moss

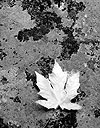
[17,25,50,42]
[0,76,8,85]
[46,109,78,128]
[58,37,80,60]
[0,117,9,128]
[93,108,100,118]
[36,12,62,28]
[0,49,7,61]
[66,0,86,21]
[36,56,54,77]
[21,0,52,13]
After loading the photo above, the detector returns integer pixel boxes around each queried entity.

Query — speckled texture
[0,0,100,128]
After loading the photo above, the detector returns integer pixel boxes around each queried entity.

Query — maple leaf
[35,60,82,110]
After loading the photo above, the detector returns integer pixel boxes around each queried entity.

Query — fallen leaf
[35,60,82,110]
